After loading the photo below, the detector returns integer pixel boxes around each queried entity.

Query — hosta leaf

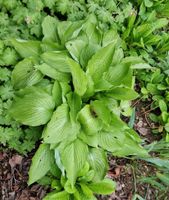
[78,132,98,148]
[41,51,71,73]
[83,22,101,44]
[88,148,108,181]
[66,92,82,121]
[12,57,43,89]
[42,16,59,42]
[34,63,70,82]
[66,39,86,62]
[80,44,99,69]
[98,131,124,153]
[43,103,79,144]
[67,58,87,96]
[10,87,55,126]
[86,42,115,83]
[88,179,116,195]
[43,191,70,200]
[52,80,62,106]
[103,63,129,85]
[28,144,52,185]
[90,100,111,125]
[102,29,121,47]
[106,87,138,100]
[77,105,102,135]
[10,39,41,58]
[61,139,88,186]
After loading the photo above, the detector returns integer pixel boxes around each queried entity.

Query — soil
[0,100,168,200]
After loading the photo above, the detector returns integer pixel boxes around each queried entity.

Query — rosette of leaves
[9,16,148,199]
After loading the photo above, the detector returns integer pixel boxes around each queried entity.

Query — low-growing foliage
[8,16,149,199]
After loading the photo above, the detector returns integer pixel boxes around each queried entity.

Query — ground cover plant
[0,0,169,199]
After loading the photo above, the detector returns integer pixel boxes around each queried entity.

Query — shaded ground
[0,99,168,200]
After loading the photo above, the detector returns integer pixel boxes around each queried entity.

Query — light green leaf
[83,22,101,44]
[43,103,78,144]
[86,42,115,83]
[34,63,70,82]
[88,148,108,181]
[61,139,88,186]
[11,39,41,58]
[78,105,102,135]
[52,80,62,106]
[66,39,86,62]
[42,16,59,42]
[90,100,111,125]
[66,92,82,121]
[103,63,129,85]
[12,57,43,89]
[88,179,116,195]
[10,87,55,126]
[28,144,52,185]
[106,87,138,100]
[43,191,70,200]
[67,58,87,96]
[80,44,99,69]
[102,29,121,47]
[41,51,71,73]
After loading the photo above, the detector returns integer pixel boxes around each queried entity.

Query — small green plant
[9,16,148,199]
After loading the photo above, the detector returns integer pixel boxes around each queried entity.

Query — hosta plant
[9,16,148,199]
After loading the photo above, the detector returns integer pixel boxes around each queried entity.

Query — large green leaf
[61,139,88,186]
[28,144,52,185]
[42,16,59,42]
[88,148,108,181]
[67,58,87,96]
[86,43,115,83]
[43,191,70,200]
[88,179,116,195]
[77,105,102,135]
[41,51,71,73]
[10,87,55,126]
[66,92,82,121]
[11,39,41,58]
[34,63,70,82]
[103,63,130,85]
[106,87,138,100]
[43,103,79,144]
[12,57,43,89]
[66,39,86,62]
[80,44,99,69]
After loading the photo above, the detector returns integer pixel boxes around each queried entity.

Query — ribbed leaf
[12,57,43,89]
[28,144,52,185]
[80,44,99,69]
[66,39,86,62]
[67,58,87,96]
[103,63,129,85]
[88,148,108,181]
[88,179,116,195]
[43,191,70,200]
[61,139,88,186]
[42,16,59,42]
[106,87,138,100]
[43,104,79,144]
[10,87,55,126]
[86,43,115,83]
[41,51,71,73]
[11,39,41,58]
[78,105,102,135]
[34,63,70,82]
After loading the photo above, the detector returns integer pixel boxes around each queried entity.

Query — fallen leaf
[9,155,23,168]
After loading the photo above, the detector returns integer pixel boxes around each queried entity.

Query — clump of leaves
[9,16,148,199]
